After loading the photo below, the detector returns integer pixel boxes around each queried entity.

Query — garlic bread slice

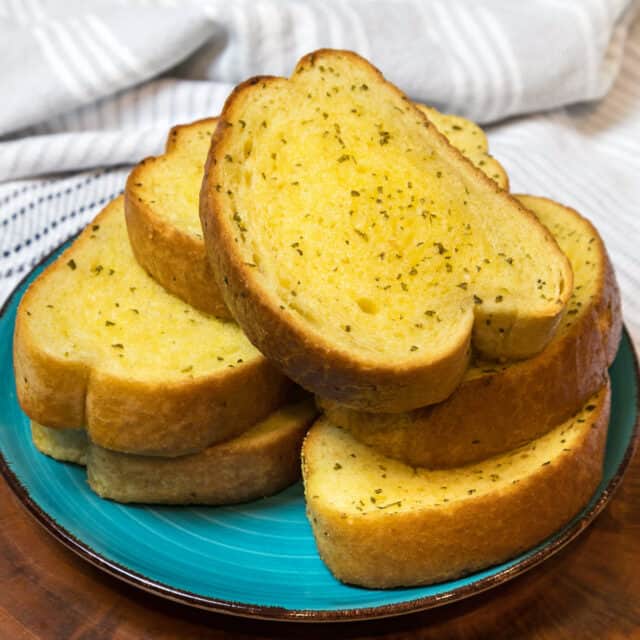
[303,383,609,588]
[200,49,572,411]
[14,197,290,456]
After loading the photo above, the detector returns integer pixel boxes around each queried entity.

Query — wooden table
[1,450,638,640]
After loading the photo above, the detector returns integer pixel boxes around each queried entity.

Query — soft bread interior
[465,195,607,381]
[131,108,506,242]
[319,195,615,468]
[213,52,571,362]
[135,120,217,237]
[21,197,260,381]
[303,382,608,587]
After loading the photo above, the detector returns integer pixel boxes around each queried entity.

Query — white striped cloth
[1,0,638,180]
[0,0,639,347]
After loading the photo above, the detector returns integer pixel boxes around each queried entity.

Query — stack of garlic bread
[198,50,620,586]
[14,48,621,588]
[14,197,317,504]
[32,400,314,505]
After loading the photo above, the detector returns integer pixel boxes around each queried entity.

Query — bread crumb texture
[417,106,508,190]
[319,195,619,468]
[467,195,607,380]
[21,197,259,381]
[131,108,506,243]
[309,391,605,514]
[124,108,508,319]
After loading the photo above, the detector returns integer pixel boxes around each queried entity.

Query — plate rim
[1,242,639,623]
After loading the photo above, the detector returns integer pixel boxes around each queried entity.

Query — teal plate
[1,245,638,622]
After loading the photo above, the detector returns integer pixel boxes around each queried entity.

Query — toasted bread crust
[600,242,623,364]
[200,49,572,412]
[88,400,316,504]
[32,399,317,504]
[14,198,291,456]
[303,384,610,588]
[321,197,621,468]
[31,424,87,465]
[125,119,231,319]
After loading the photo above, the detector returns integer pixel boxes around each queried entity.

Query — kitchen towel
[0,0,637,180]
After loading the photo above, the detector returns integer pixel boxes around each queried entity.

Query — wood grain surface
[1,451,638,640]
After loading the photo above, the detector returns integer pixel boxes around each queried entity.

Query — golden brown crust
[303,384,610,588]
[518,197,621,368]
[84,357,290,456]
[599,246,623,366]
[321,196,621,468]
[125,119,230,319]
[200,49,572,412]
[85,399,317,504]
[13,329,89,429]
[31,423,87,465]
[32,399,318,504]
[475,152,509,191]
[13,198,292,456]
[481,154,509,191]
